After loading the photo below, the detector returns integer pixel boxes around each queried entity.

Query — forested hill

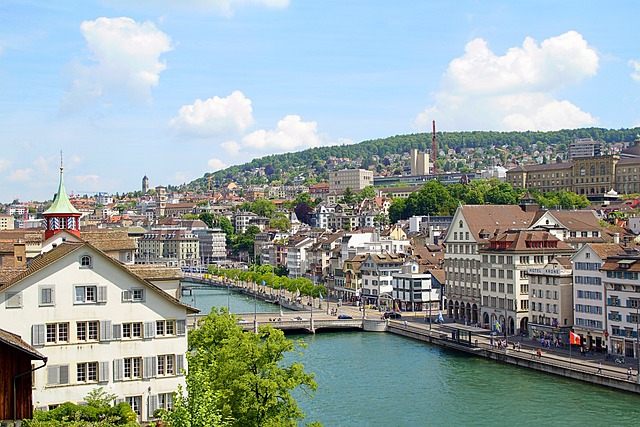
[191,127,640,189]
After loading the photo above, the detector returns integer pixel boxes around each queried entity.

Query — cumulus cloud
[9,168,33,182]
[415,31,599,131]
[170,91,255,137]
[630,59,640,83]
[63,17,172,109]
[242,115,323,152]
[207,158,227,171]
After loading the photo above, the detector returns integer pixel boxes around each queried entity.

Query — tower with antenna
[431,120,437,174]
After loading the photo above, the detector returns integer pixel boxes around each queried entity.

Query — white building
[570,243,625,352]
[392,259,438,313]
[0,241,197,422]
[360,254,403,310]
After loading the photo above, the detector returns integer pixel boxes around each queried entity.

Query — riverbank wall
[388,322,640,394]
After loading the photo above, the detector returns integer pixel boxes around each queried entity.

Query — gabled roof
[0,242,198,313]
[81,229,137,251]
[456,205,534,242]
[531,209,601,231]
[579,243,629,260]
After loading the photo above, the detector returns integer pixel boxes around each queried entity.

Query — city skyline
[1,1,639,202]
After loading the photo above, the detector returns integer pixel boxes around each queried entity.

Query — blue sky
[1,0,639,202]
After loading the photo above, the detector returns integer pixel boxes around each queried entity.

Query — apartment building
[329,169,373,192]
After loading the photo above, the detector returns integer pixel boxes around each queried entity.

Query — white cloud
[221,140,241,156]
[63,17,172,109]
[207,158,227,171]
[415,31,599,131]
[75,174,100,184]
[242,115,323,152]
[170,91,255,137]
[9,168,33,182]
[629,59,640,83]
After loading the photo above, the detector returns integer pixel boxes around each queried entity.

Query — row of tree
[388,179,590,222]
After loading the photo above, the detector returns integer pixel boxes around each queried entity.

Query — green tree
[185,309,318,427]
[270,216,291,232]
[199,212,216,228]
[356,185,376,201]
[251,199,276,218]
[218,216,235,244]
[341,187,355,204]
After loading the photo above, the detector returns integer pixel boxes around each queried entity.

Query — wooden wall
[0,343,34,421]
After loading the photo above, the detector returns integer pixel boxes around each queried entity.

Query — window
[77,321,99,341]
[80,255,92,268]
[124,357,142,379]
[75,286,96,304]
[4,291,22,308]
[77,362,98,383]
[125,396,142,416]
[122,322,142,339]
[46,323,69,343]
[47,365,70,385]
[132,289,144,301]
[156,320,176,336]
[158,393,174,411]
[157,354,175,376]
[39,286,55,306]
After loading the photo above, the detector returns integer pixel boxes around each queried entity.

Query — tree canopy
[171,308,319,427]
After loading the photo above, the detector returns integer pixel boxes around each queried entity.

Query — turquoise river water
[183,288,640,427]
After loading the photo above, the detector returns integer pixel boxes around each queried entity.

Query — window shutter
[100,321,112,342]
[99,361,109,382]
[148,395,158,418]
[112,324,122,340]
[122,290,132,302]
[47,366,59,385]
[5,291,22,308]
[98,286,108,303]
[113,359,123,382]
[59,365,69,384]
[32,324,45,347]
[144,321,155,339]
[143,356,156,379]
[176,319,186,336]
[176,354,185,375]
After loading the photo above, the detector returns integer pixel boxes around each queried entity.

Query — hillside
[188,127,640,191]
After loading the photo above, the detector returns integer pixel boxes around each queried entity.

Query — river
[183,288,640,426]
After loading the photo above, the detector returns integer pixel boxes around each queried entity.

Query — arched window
[459,220,463,228]
[80,255,92,268]
[580,167,586,176]
[590,166,595,176]
[601,164,606,175]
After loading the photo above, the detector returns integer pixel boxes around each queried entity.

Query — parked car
[337,314,353,319]
[292,316,307,321]
[383,312,402,319]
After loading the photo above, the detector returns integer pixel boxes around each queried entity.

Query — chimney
[614,233,620,244]
[14,240,26,267]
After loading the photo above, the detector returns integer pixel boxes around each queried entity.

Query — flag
[319,293,324,301]
[438,311,444,323]
[570,331,581,345]
[262,280,266,286]
[494,319,501,333]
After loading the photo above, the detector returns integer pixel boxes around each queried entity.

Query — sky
[1,1,639,202]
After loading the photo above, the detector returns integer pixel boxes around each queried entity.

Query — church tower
[43,156,82,239]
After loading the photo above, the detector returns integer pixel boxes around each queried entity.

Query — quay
[184,275,640,394]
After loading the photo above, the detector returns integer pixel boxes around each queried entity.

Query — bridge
[188,313,386,334]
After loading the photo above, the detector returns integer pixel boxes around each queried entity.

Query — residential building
[568,138,602,160]
[443,205,534,325]
[359,253,404,310]
[527,257,574,342]
[392,259,438,313]
[479,230,575,335]
[138,229,200,267]
[601,247,640,357]
[571,243,626,352]
[192,228,227,264]
[0,213,15,230]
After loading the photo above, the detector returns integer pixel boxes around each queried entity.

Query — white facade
[329,169,373,192]
[0,242,194,422]
[392,260,437,312]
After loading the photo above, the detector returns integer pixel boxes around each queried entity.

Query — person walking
[627,367,633,380]
[597,363,602,375]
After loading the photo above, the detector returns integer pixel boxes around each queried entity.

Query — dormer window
[80,255,92,268]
